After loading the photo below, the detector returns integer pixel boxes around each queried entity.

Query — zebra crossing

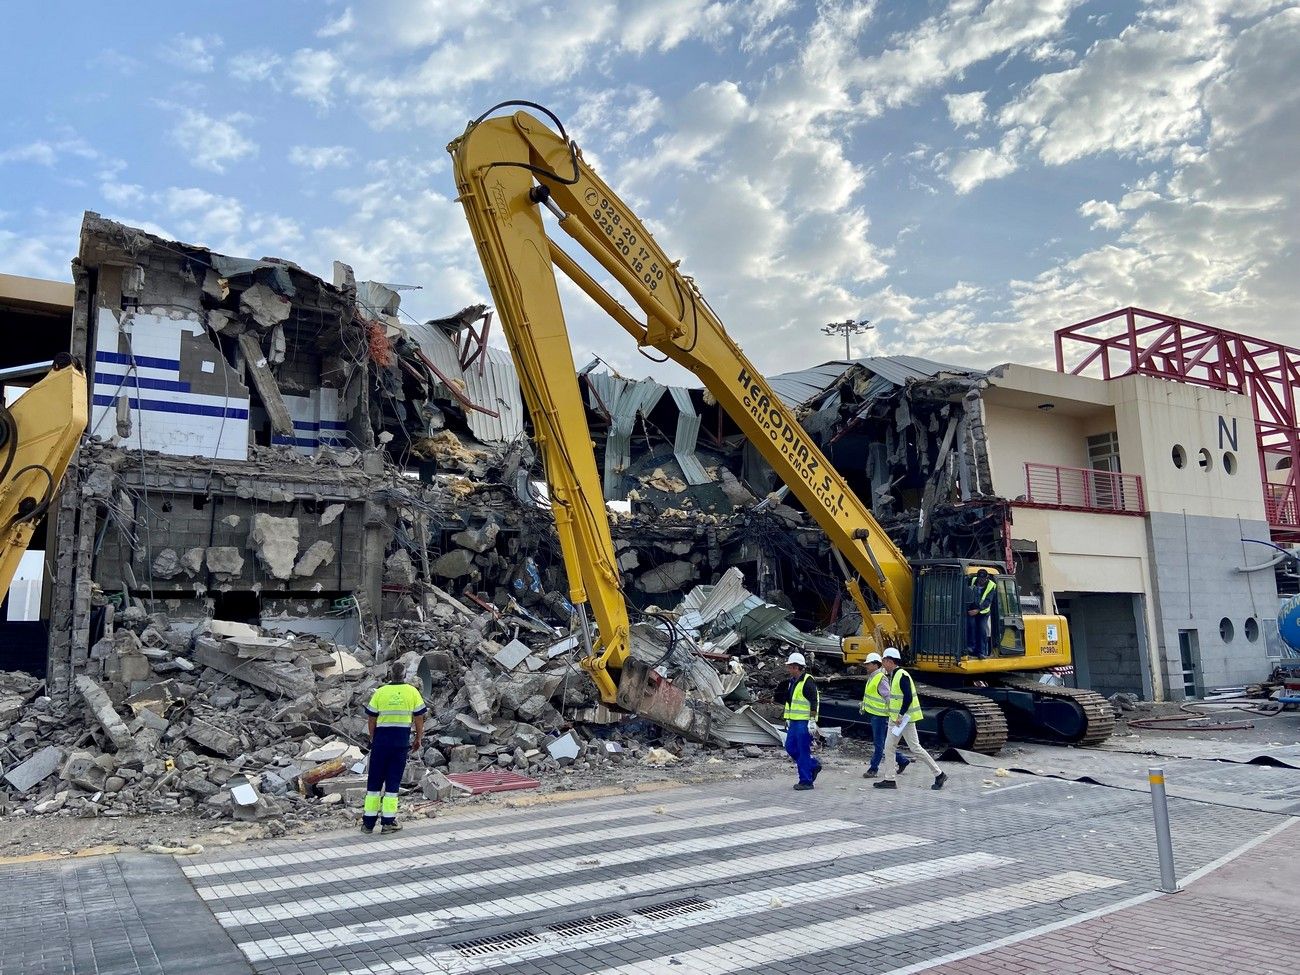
[182,788,1128,975]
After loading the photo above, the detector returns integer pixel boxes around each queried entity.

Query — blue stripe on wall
[94,373,192,393]
[94,350,182,370]
[92,394,249,420]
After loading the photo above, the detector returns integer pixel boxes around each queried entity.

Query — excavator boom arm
[450,107,915,699]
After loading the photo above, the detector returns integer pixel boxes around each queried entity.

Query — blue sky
[2,0,1297,382]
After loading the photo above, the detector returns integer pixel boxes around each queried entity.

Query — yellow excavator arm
[449,104,914,700]
[0,355,88,604]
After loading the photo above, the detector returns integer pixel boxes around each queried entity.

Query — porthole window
[1220,617,1234,643]
[1223,452,1237,475]
[1198,448,1213,471]
[1244,617,1259,642]
[1172,445,1187,468]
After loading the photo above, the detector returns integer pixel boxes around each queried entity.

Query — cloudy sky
[2,0,1296,380]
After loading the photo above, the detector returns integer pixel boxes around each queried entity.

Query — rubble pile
[2,566,828,827]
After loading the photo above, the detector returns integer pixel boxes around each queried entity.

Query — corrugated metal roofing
[766,354,979,407]
[400,319,526,443]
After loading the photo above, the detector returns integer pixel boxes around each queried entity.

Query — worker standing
[362,662,427,834]
[874,649,946,791]
[859,652,911,779]
[776,652,821,791]
[967,569,998,659]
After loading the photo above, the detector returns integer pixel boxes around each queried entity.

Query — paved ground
[926,817,1299,975]
[5,746,1292,975]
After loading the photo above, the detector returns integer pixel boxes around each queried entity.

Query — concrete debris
[493,639,532,671]
[205,546,246,577]
[293,540,336,577]
[430,548,475,579]
[3,745,64,794]
[319,503,346,527]
[248,513,300,580]
[546,731,583,763]
[75,675,136,753]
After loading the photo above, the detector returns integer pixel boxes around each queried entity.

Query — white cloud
[318,6,355,38]
[161,34,222,73]
[1010,7,1300,353]
[288,145,354,170]
[171,109,257,173]
[228,50,281,84]
[997,7,1225,167]
[0,142,57,165]
[945,91,987,127]
[947,147,1017,193]
[850,0,1081,115]
[1078,199,1125,230]
[101,181,145,205]
[620,0,732,54]
[288,49,341,108]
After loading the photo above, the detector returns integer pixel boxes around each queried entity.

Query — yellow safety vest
[977,579,997,615]
[861,670,890,717]
[783,674,818,722]
[367,683,424,727]
[887,667,924,722]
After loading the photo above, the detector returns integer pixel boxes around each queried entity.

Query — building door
[1086,432,1121,508]
[1056,591,1147,697]
[1177,629,1201,699]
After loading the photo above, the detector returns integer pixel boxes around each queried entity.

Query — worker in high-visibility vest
[362,662,427,834]
[776,651,821,791]
[873,649,947,791]
[859,651,911,779]
[966,569,998,659]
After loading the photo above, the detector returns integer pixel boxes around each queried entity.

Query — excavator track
[996,676,1116,746]
[915,683,1008,755]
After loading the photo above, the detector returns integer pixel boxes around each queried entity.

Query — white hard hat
[786,652,806,666]
[864,652,883,665]
[883,648,902,660]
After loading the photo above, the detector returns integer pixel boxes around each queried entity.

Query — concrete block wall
[1145,511,1276,697]
[94,491,364,596]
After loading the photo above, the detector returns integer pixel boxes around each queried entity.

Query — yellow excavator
[0,354,88,607]
[448,102,1113,753]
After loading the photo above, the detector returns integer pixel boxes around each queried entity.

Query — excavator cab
[908,561,1025,667]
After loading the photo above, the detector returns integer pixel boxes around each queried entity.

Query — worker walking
[874,649,946,791]
[966,569,998,659]
[362,662,427,834]
[776,652,821,791]
[860,651,911,779]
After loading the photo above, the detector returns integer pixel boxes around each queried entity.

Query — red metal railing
[1021,463,1146,515]
[1267,483,1298,530]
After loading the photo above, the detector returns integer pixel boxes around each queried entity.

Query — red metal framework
[1021,463,1146,515]
[1055,307,1300,542]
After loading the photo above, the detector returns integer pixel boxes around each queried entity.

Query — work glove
[808,720,819,738]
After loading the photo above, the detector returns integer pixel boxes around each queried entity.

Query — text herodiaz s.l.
[735,367,848,516]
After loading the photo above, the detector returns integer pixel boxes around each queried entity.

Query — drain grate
[450,929,543,957]
[549,912,632,938]
[635,895,712,921]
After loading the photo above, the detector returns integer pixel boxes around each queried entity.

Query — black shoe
[360,824,374,834]
[873,780,897,790]
[381,822,403,834]
[897,762,910,775]
[863,768,878,779]
[793,782,813,791]
[811,761,822,782]
[932,772,948,791]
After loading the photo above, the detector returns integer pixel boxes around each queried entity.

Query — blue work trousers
[364,738,408,827]
[868,715,911,773]
[967,613,991,657]
[785,720,820,785]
